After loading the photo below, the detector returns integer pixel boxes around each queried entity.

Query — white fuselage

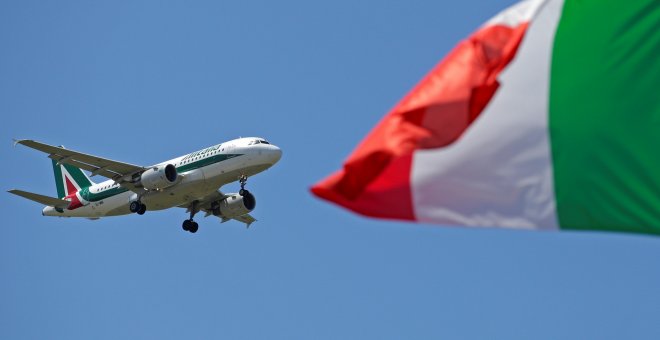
[42,137,282,218]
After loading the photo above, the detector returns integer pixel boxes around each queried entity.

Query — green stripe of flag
[549,0,660,234]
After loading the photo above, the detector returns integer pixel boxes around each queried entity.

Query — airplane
[8,137,282,233]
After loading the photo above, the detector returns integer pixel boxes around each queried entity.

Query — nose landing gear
[239,175,249,196]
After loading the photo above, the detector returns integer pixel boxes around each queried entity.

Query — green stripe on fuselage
[80,186,128,202]
[79,153,244,202]
[176,153,242,173]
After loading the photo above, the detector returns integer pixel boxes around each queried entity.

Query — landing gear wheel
[182,219,192,231]
[129,201,141,213]
[182,219,198,233]
[137,204,147,215]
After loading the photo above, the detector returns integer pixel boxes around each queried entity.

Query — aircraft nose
[269,145,282,164]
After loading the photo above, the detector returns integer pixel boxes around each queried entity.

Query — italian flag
[311,0,660,235]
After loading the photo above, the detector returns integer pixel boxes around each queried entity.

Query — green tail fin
[52,160,94,198]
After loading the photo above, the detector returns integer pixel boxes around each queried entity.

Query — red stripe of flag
[311,22,530,220]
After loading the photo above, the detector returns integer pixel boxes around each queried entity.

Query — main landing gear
[181,177,250,234]
[129,200,147,215]
[182,200,199,233]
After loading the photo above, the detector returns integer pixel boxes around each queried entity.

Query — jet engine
[212,191,256,218]
[140,164,178,190]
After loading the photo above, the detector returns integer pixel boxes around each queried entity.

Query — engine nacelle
[212,191,256,218]
[140,164,178,190]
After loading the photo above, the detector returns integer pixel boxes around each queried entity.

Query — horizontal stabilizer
[8,189,70,209]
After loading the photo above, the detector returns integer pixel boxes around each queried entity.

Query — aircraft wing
[14,139,146,183]
[193,190,257,228]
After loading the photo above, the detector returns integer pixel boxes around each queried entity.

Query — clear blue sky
[2,1,659,339]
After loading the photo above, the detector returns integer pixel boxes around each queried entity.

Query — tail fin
[52,160,95,198]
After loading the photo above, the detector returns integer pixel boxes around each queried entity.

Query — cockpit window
[248,139,270,145]
[259,140,269,144]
